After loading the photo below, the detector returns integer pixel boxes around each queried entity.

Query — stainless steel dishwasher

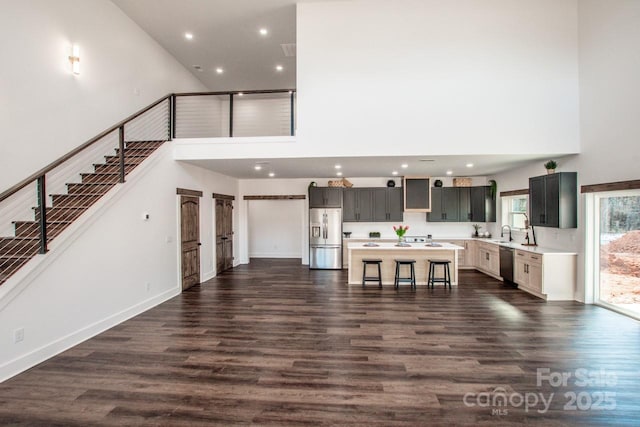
[499,245,515,285]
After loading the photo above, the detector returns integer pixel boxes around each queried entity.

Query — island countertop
[347,242,463,286]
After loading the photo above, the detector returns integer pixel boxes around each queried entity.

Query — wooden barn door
[179,191,201,291]
[216,197,234,273]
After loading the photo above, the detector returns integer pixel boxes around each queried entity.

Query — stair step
[51,193,104,207]
[66,182,115,195]
[124,140,165,149]
[0,237,41,252]
[34,206,89,222]
[0,256,35,276]
[93,163,137,175]
[80,173,121,184]
[102,156,146,166]
[13,221,72,239]
[114,147,160,157]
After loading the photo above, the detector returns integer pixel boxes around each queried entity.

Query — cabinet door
[458,187,471,222]
[354,189,372,221]
[529,176,546,226]
[489,249,500,276]
[342,189,358,222]
[324,188,343,207]
[427,187,444,222]
[470,187,486,222]
[309,187,325,208]
[484,186,496,223]
[464,240,476,267]
[544,174,560,228]
[442,187,459,221]
[387,188,404,222]
[528,262,543,293]
[514,257,527,286]
[372,188,388,221]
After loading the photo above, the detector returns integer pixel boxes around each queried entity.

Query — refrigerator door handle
[322,213,328,239]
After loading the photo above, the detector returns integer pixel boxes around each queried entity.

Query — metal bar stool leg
[377,262,382,288]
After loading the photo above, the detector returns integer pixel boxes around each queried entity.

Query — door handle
[197,242,202,246]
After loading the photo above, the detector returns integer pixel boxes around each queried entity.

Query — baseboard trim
[0,287,179,383]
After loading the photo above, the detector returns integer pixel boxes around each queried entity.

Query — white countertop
[348,242,464,250]
[344,236,576,255]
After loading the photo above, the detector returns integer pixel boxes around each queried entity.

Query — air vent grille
[281,43,296,57]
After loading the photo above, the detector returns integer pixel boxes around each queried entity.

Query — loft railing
[173,89,296,139]
[0,89,295,280]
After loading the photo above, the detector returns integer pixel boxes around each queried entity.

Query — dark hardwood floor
[1,259,639,426]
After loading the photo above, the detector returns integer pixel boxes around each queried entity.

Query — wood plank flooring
[1,259,639,426]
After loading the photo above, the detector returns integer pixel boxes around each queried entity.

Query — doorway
[216,197,234,273]
[179,191,201,291]
[593,190,640,318]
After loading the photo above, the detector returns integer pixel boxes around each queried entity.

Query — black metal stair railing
[0,89,296,286]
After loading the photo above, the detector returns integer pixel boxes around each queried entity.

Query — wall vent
[281,43,296,57]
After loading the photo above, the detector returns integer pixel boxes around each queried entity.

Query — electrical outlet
[146,282,151,292]
[14,328,24,343]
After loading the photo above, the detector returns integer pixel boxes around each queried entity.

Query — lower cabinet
[476,241,500,278]
[514,250,542,293]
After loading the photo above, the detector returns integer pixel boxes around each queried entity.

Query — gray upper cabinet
[428,187,459,222]
[343,187,404,222]
[529,172,577,228]
[387,187,404,222]
[309,187,342,208]
[470,186,496,222]
[427,186,495,223]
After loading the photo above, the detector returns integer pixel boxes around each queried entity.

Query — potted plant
[472,224,481,237]
[488,179,497,199]
[544,160,557,174]
[393,225,410,246]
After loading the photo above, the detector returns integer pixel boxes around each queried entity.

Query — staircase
[0,140,165,286]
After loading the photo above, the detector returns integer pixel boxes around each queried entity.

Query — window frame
[501,194,529,231]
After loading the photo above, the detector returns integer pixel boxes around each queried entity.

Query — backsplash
[342,212,489,239]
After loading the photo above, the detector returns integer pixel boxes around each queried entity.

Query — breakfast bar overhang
[347,242,465,286]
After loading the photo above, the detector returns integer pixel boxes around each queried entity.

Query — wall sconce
[69,44,80,75]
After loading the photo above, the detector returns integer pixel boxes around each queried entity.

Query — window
[502,195,528,229]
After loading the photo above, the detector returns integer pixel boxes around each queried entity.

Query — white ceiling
[114,0,571,179]
[180,154,565,180]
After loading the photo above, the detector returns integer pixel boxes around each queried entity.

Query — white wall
[238,179,312,265]
[0,142,239,381]
[295,0,579,158]
[0,0,206,188]
[248,200,304,258]
[489,0,640,303]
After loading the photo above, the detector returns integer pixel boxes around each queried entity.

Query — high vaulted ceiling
[112,0,574,179]
[112,0,319,91]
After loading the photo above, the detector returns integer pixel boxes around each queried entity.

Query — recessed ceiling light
[259,28,268,36]
[275,65,284,72]
[466,163,474,168]
[216,67,224,74]
[446,170,453,175]
[392,171,399,176]
[254,165,262,171]
[184,32,194,40]
[336,171,343,176]
[334,164,341,169]
[401,163,409,169]
[268,172,275,177]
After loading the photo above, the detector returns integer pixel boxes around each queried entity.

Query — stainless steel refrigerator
[309,208,342,269]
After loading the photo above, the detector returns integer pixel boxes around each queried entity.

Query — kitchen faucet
[501,225,513,242]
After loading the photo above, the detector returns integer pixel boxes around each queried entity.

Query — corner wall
[0,0,206,187]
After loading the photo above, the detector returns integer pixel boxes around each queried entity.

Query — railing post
[290,91,295,136]
[170,95,176,140]
[229,93,234,137]
[118,126,125,183]
[36,175,48,254]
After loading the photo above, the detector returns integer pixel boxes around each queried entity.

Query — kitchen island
[347,242,464,286]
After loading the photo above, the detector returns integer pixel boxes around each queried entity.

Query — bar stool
[362,259,383,288]
[394,259,416,289]
[428,259,452,289]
